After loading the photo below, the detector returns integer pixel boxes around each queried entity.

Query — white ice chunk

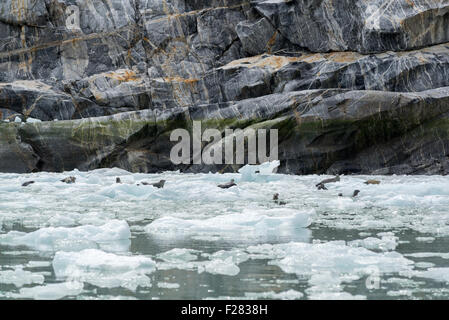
[157,282,180,289]
[247,241,413,299]
[0,220,131,252]
[16,282,83,300]
[52,249,156,291]
[157,248,199,263]
[145,208,311,242]
[26,261,52,268]
[412,268,449,283]
[244,289,304,300]
[416,237,435,243]
[0,267,45,287]
[349,233,398,251]
[157,248,247,277]
[202,257,240,276]
[238,160,280,182]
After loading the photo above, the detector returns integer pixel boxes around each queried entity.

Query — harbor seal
[316,175,340,190]
[218,179,237,189]
[352,190,360,197]
[22,181,35,187]
[142,180,166,188]
[116,177,122,184]
[61,176,76,184]
[273,193,286,205]
[364,179,380,185]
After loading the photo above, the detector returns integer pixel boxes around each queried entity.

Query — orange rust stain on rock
[405,0,415,7]
[105,70,139,82]
[163,76,199,84]
[325,52,361,63]
[298,53,325,63]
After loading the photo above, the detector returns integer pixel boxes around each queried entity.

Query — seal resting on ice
[218,179,237,189]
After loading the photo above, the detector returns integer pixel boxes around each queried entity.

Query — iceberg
[145,208,311,243]
[52,249,156,291]
[238,160,281,182]
[0,220,131,252]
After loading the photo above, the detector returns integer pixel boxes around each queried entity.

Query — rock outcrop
[1,0,449,174]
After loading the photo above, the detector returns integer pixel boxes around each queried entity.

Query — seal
[352,190,360,197]
[364,179,380,185]
[22,181,35,187]
[316,175,340,190]
[217,179,237,189]
[142,180,166,188]
[317,183,328,190]
[116,177,122,184]
[273,193,286,205]
[61,176,76,184]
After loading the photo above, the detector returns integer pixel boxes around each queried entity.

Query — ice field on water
[1,161,449,299]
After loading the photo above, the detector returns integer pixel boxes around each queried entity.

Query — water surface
[1,168,449,299]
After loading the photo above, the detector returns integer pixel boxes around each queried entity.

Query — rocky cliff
[1,0,449,174]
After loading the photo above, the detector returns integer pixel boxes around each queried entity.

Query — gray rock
[1,0,449,175]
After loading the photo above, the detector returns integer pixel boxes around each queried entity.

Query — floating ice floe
[415,262,435,269]
[0,267,45,287]
[156,248,199,263]
[145,208,311,243]
[0,220,131,252]
[208,290,304,300]
[52,249,156,291]
[14,282,84,300]
[246,241,414,299]
[405,252,449,259]
[238,160,280,182]
[156,248,245,276]
[26,261,52,268]
[348,232,398,251]
[244,289,304,300]
[200,257,241,276]
[157,282,180,289]
[410,268,449,284]
[415,237,435,243]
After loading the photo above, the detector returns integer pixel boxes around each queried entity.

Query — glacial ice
[157,282,180,289]
[1,168,449,299]
[201,257,241,276]
[244,289,304,300]
[0,267,45,287]
[247,241,414,299]
[0,220,131,252]
[52,249,156,291]
[238,160,281,182]
[156,248,199,263]
[156,248,244,276]
[145,208,311,242]
[15,282,84,300]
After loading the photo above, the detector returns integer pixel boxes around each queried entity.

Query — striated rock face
[0,0,449,174]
